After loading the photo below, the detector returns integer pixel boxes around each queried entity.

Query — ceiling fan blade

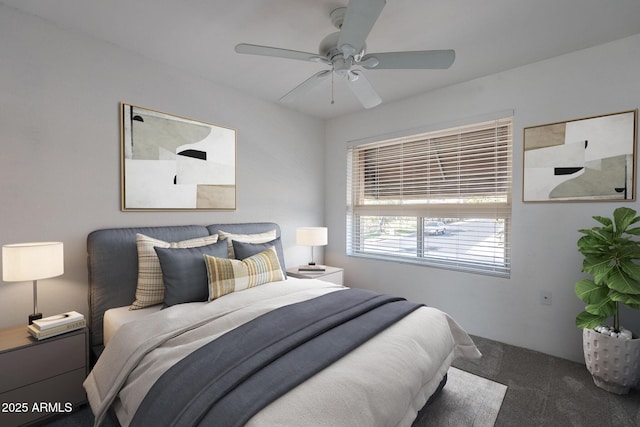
[346,71,382,109]
[235,43,327,64]
[338,0,386,58]
[280,70,332,103]
[360,50,456,70]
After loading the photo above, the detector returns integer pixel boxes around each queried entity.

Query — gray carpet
[415,367,507,426]
[453,335,640,426]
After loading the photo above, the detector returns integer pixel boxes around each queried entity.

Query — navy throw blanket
[130,288,422,427]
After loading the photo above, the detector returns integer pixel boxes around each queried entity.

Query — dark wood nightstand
[0,325,89,426]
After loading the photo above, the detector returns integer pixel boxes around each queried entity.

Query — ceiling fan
[235,0,455,109]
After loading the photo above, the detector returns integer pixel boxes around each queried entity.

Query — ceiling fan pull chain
[331,70,335,105]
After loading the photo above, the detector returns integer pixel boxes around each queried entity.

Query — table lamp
[2,241,64,324]
[296,227,328,271]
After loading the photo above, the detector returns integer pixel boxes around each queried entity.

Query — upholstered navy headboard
[87,223,283,356]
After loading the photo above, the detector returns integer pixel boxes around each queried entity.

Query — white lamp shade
[296,227,328,246]
[2,242,64,282]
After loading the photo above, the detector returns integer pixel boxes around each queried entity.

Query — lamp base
[29,313,42,325]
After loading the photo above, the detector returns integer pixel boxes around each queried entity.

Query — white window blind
[347,117,513,276]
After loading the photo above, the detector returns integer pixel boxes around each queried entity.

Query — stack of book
[27,311,86,340]
[298,265,326,272]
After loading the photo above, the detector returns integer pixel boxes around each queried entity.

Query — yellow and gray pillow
[205,246,284,301]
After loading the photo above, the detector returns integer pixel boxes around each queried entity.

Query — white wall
[325,34,640,362]
[0,6,325,329]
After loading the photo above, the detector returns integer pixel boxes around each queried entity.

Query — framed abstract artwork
[121,103,237,210]
[523,110,637,202]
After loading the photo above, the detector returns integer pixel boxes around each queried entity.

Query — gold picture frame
[523,110,637,202]
[121,103,237,211]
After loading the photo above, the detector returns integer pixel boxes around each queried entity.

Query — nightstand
[0,325,89,426]
[287,265,344,285]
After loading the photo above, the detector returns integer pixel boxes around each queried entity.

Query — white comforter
[84,279,480,427]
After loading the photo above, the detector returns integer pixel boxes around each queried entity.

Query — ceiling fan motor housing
[319,31,365,74]
[318,32,342,58]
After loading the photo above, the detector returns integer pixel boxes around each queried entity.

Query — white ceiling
[3,0,640,119]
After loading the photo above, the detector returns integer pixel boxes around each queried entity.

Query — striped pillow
[204,246,284,301]
[130,233,219,309]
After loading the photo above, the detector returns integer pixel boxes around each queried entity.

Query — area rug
[414,367,508,427]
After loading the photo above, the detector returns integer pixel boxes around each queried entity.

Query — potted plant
[575,206,640,394]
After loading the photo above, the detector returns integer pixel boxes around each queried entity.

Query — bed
[84,222,480,427]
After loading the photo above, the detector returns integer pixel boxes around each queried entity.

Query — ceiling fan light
[347,71,360,82]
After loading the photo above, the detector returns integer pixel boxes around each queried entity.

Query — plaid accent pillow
[130,233,219,310]
[217,229,277,258]
[204,246,284,301]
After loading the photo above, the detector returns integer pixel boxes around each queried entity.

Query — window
[346,117,512,277]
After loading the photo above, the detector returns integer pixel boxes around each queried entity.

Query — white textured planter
[583,328,640,394]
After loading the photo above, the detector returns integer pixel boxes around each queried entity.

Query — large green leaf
[607,265,640,295]
[592,215,613,228]
[579,229,614,246]
[626,226,640,236]
[578,229,610,247]
[575,279,609,304]
[577,237,608,250]
[585,298,615,317]
[618,259,640,285]
[613,207,639,235]
[609,290,640,305]
[578,243,610,258]
[576,310,607,329]
[581,256,613,284]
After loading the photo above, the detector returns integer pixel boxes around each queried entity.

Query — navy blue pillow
[154,240,228,307]
[232,238,287,278]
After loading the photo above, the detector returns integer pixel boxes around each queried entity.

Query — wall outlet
[540,291,552,305]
